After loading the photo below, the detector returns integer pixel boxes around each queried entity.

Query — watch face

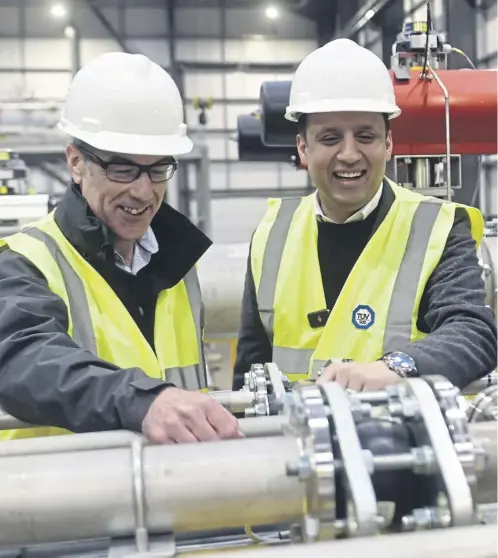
[387,352,417,376]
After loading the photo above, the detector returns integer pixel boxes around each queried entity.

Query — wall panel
[0,1,319,242]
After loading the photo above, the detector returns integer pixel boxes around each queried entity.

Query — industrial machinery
[0,150,49,236]
[0,371,496,557]
[232,16,498,342]
[238,20,498,201]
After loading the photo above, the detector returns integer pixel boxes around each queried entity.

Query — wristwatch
[380,351,418,378]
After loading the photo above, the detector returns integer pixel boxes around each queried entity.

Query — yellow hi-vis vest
[251,178,484,382]
[0,212,207,441]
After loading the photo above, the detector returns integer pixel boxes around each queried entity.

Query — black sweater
[233,183,497,390]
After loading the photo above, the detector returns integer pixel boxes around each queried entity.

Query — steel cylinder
[0,435,303,546]
[259,81,298,147]
[257,70,498,156]
[237,113,297,163]
[470,421,497,504]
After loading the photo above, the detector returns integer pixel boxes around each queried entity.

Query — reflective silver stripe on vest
[182,266,208,390]
[383,200,442,353]
[166,364,205,391]
[259,198,443,376]
[23,228,98,355]
[272,346,314,375]
[257,198,302,341]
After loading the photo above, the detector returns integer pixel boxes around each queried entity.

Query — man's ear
[297,134,308,170]
[385,131,393,162]
[65,143,85,184]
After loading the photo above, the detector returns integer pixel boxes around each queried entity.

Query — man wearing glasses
[0,52,241,445]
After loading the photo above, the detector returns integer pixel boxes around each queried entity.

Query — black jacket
[0,184,212,433]
[233,182,497,390]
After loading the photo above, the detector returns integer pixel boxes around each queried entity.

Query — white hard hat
[285,38,401,122]
[58,52,192,156]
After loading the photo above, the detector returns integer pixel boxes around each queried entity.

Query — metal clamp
[320,382,380,537]
[404,376,476,527]
[131,439,149,553]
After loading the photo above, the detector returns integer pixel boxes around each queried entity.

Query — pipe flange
[287,384,336,540]
[243,364,268,397]
[404,376,476,527]
[243,364,270,417]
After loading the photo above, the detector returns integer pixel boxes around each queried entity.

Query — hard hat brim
[58,121,194,156]
[285,99,401,122]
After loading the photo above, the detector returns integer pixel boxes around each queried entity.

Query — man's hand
[142,387,243,444]
[316,360,402,391]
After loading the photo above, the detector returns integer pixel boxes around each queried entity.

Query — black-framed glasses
[78,144,178,184]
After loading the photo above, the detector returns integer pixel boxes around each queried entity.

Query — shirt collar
[113,227,159,272]
[315,182,384,224]
[136,226,159,255]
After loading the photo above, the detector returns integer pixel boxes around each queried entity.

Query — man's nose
[337,135,362,164]
[129,171,154,199]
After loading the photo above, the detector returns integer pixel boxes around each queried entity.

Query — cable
[451,47,478,69]
[421,0,432,78]
[243,525,289,544]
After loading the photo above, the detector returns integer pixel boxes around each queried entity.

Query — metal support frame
[336,0,397,38]
[193,144,212,237]
[85,0,130,53]
[443,0,481,207]
[39,162,69,187]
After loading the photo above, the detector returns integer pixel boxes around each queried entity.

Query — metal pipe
[0,435,303,546]
[210,390,255,413]
[0,411,32,430]
[0,389,256,432]
[428,65,452,201]
[0,430,144,456]
[238,416,286,437]
[203,524,497,558]
[0,416,284,451]
[470,421,497,504]
[463,372,497,396]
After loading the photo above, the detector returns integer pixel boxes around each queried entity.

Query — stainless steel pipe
[209,390,255,413]
[202,524,497,558]
[0,417,494,547]
[0,435,304,546]
[471,421,497,504]
[0,390,256,432]
[0,415,284,449]
[463,372,497,396]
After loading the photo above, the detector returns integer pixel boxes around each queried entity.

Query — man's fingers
[317,366,338,384]
[183,406,219,442]
[171,423,200,444]
[205,400,242,439]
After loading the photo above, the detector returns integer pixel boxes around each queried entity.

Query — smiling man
[233,38,496,392]
[0,52,241,444]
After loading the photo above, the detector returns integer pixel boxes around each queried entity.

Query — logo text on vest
[352,305,375,330]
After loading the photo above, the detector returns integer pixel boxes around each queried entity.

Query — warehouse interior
[0,0,497,557]
[0,0,496,387]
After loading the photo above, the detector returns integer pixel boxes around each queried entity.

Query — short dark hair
[297,113,390,138]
